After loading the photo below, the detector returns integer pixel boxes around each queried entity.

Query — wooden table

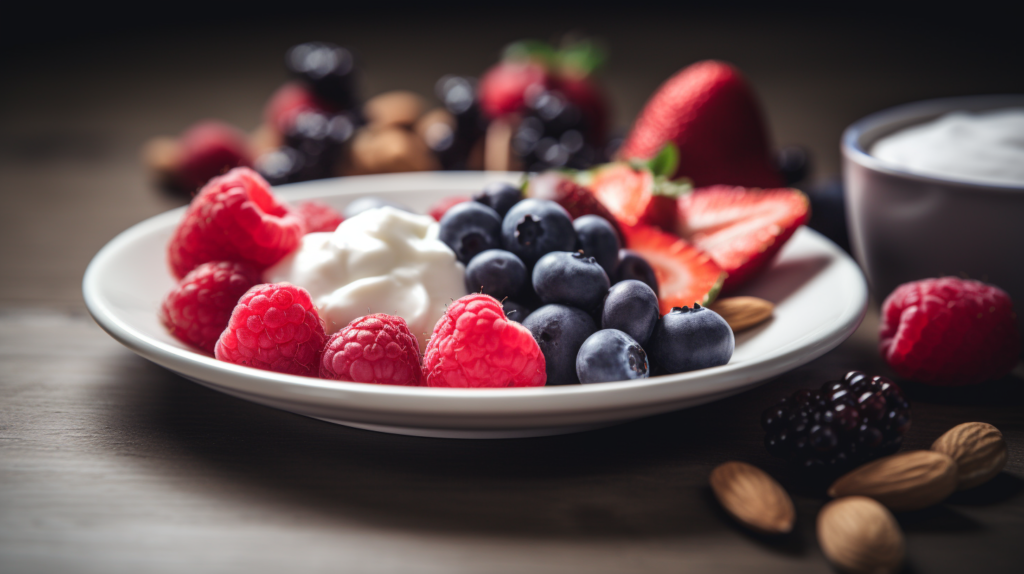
[2,10,1023,573]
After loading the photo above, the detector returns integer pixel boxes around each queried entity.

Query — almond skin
[710,461,795,534]
[818,496,905,574]
[710,297,774,332]
[828,450,958,511]
[931,422,1008,490]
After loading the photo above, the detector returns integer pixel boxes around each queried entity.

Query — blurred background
[2,0,1023,310]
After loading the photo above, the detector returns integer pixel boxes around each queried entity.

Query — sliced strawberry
[428,196,471,221]
[621,224,725,315]
[587,162,685,232]
[526,172,622,237]
[677,185,810,291]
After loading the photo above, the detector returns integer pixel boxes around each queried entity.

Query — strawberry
[478,60,549,119]
[619,60,783,189]
[621,224,725,315]
[677,185,810,291]
[585,145,690,232]
[525,172,622,237]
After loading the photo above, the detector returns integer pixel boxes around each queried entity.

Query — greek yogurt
[265,206,467,348]
[871,108,1024,186]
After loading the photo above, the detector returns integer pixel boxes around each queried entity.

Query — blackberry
[433,75,485,170]
[511,89,602,172]
[762,371,911,472]
[286,42,359,110]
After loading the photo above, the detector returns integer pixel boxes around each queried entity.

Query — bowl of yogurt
[842,94,1024,342]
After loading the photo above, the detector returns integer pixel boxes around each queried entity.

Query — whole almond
[828,450,958,511]
[931,422,1008,490]
[710,297,774,332]
[710,461,795,534]
[818,496,905,574]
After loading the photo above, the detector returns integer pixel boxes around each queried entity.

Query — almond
[818,496,905,574]
[931,422,1008,490]
[709,461,795,534]
[710,297,774,332]
[828,450,958,511]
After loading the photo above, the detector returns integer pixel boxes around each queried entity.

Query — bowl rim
[841,94,1024,192]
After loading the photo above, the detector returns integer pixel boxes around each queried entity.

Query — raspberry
[880,277,1020,386]
[264,82,336,134]
[167,167,305,279]
[423,294,546,388]
[427,195,469,221]
[762,371,911,472]
[295,201,344,233]
[175,120,252,192]
[160,261,261,353]
[214,283,327,376]
[320,314,422,385]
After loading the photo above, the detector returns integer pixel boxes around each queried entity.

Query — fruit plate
[83,171,868,439]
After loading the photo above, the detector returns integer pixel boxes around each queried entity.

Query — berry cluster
[436,180,735,385]
[762,371,912,472]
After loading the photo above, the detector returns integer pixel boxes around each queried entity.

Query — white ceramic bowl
[83,172,867,438]
[842,95,1024,341]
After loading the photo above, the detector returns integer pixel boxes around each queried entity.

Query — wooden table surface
[2,9,1023,573]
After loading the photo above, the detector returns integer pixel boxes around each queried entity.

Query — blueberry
[602,280,659,346]
[615,249,659,295]
[286,42,358,110]
[343,197,412,219]
[523,304,597,385]
[647,304,734,374]
[438,202,502,264]
[501,198,577,266]
[464,249,527,300]
[576,329,649,384]
[573,215,620,278]
[533,251,610,312]
[474,182,522,218]
[502,300,533,323]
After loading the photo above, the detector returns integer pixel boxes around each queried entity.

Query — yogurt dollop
[265,207,467,348]
[871,108,1024,187]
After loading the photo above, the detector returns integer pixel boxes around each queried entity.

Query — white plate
[83,172,868,439]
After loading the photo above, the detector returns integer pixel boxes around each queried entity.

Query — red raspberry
[428,196,470,221]
[167,167,305,279]
[320,314,422,385]
[263,82,336,134]
[423,294,546,388]
[295,201,344,233]
[880,277,1020,386]
[175,120,252,192]
[160,261,261,353]
[215,283,327,376]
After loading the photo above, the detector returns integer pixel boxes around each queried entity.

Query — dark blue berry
[647,304,734,374]
[523,304,596,385]
[501,198,577,266]
[464,249,527,301]
[532,251,610,312]
[286,42,358,110]
[438,201,502,264]
[474,182,522,218]
[614,249,659,295]
[576,329,649,384]
[601,280,659,346]
[343,197,412,219]
[573,215,620,278]
[502,300,533,323]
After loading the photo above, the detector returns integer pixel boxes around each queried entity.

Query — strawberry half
[526,172,622,237]
[621,224,725,315]
[619,60,783,189]
[586,160,688,232]
[677,185,810,291]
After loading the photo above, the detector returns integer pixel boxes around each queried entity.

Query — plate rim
[82,172,868,427]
